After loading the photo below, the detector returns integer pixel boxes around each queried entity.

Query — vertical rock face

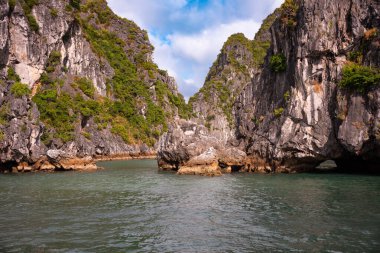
[158,0,380,174]
[189,33,257,143]
[0,0,188,171]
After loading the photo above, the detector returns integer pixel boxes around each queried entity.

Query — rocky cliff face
[0,0,188,172]
[158,0,380,175]
[188,33,256,143]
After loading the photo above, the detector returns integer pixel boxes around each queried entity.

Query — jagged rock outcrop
[0,0,188,172]
[158,0,380,174]
[157,119,248,175]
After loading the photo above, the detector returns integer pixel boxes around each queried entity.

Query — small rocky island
[0,0,379,174]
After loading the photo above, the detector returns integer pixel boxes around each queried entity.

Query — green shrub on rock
[252,40,271,67]
[274,107,284,117]
[339,63,380,93]
[26,14,39,32]
[280,0,299,27]
[50,8,58,18]
[39,72,53,85]
[284,91,290,102]
[46,51,61,73]
[70,0,80,10]
[347,51,363,63]
[270,54,287,73]
[33,89,76,143]
[7,67,21,82]
[75,77,95,98]
[10,82,30,98]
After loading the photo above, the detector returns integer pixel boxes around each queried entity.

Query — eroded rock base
[0,157,97,173]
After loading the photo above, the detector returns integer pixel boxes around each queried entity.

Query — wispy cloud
[108,0,284,98]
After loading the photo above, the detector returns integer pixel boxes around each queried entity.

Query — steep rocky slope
[0,0,189,172]
[158,0,380,175]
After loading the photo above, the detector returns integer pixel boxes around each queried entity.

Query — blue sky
[108,0,283,100]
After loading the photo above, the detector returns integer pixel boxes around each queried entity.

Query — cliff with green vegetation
[188,33,254,142]
[158,0,380,175]
[187,9,280,144]
[0,0,189,171]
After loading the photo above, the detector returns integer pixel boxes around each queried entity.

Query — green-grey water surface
[0,159,379,252]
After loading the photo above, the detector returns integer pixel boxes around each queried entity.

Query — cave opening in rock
[335,157,379,174]
[315,160,338,172]
[231,165,243,172]
[0,161,18,173]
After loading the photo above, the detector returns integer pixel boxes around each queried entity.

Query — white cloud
[149,34,179,79]
[169,19,260,63]
[107,0,186,31]
[184,79,195,85]
[151,19,260,97]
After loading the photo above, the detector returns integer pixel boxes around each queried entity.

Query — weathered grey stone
[157,119,249,174]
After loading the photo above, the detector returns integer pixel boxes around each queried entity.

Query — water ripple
[0,160,379,252]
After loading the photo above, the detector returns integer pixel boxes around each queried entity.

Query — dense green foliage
[339,63,380,93]
[7,67,21,82]
[224,34,252,73]
[39,72,53,85]
[252,40,271,67]
[82,0,113,25]
[77,3,187,145]
[33,80,102,143]
[30,0,188,146]
[33,87,76,143]
[10,82,30,97]
[26,14,39,32]
[280,0,298,27]
[225,33,251,48]
[74,77,95,98]
[270,54,287,72]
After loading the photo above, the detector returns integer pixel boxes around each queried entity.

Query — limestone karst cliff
[0,0,189,171]
[1,0,379,174]
[158,0,380,175]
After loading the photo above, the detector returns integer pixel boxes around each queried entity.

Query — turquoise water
[0,159,379,252]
